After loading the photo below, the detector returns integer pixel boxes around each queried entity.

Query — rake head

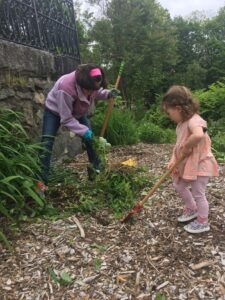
[121,203,143,223]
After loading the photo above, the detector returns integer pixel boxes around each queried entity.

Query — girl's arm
[182,126,204,156]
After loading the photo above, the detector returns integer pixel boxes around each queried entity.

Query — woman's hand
[108,88,120,98]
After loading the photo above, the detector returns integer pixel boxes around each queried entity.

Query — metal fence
[0,0,80,60]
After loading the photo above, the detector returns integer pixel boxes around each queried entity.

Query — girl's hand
[167,161,179,176]
[167,161,174,169]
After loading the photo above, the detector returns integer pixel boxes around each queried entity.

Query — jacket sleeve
[95,88,110,100]
[56,90,88,136]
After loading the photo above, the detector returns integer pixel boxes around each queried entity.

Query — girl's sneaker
[184,220,210,234]
[177,208,198,222]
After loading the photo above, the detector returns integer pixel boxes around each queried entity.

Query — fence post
[31,0,43,48]
[70,0,81,61]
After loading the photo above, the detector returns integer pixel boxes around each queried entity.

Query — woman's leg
[190,176,209,223]
[40,109,61,185]
[78,116,101,169]
[173,179,197,211]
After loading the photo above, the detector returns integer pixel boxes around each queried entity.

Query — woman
[37,64,119,194]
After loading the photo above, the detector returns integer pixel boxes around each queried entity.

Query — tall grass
[92,108,138,145]
[0,109,44,248]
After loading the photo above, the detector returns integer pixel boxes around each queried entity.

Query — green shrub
[194,79,225,121]
[92,108,138,145]
[206,118,225,137]
[211,132,225,162]
[0,109,44,248]
[141,105,174,129]
[212,132,225,152]
[138,122,175,143]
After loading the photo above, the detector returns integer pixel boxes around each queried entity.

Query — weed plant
[0,109,44,248]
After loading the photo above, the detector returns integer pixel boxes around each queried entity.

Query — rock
[22,102,35,126]
[53,130,82,160]
[0,39,55,77]
[34,92,45,104]
[34,79,47,90]
[0,88,15,100]
[16,91,33,100]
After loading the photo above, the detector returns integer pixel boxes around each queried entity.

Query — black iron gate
[0,0,80,60]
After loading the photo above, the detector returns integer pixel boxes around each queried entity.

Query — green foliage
[77,0,225,104]
[141,106,174,129]
[48,268,73,286]
[78,0,178,101]
[194,80,225,121]
[94,258,102,271]
[138,122,175,144]
[156,292,166,300]
[49,165,151,218]
[0,109,44,248]
[92,108,138,145]
[212,132,225,162]
[93,137,111,168]
[95,169,145,217]
[48,164,79,186]
[90,243,108,252]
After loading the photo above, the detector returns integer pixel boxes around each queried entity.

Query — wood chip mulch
[1,144,225,300]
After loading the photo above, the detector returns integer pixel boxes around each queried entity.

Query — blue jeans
[40,108,100,185]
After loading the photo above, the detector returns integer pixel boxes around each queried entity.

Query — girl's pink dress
[170,114,219,181]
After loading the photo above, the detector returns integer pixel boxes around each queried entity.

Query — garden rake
[121,155,185,223]
[100,61,125,137]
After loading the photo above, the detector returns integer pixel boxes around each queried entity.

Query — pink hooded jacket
[45,71,110,136]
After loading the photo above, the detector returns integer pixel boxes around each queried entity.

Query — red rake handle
[121,155,185,223]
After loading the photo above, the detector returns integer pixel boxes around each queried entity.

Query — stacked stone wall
[0,40,81,159]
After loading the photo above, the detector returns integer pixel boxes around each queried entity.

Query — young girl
[162,85,218,234]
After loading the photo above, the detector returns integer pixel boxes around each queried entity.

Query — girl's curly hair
[75,63,108,91]
[162,85,199,120]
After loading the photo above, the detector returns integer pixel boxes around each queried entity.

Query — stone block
[34,92,45,105]
[0,88,15,100]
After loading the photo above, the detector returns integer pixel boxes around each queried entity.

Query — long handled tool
[100,61,125,137]
[121,155,185,223]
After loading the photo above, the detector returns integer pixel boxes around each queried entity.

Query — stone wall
[0,39,82,160]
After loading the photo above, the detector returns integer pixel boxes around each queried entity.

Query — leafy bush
[141,104,174,129]
[138,122,175,144]
[194,79,225,121]
[212,133,225,152]
[0,109,44,247]
[212,132,225,162]
[92,108,138,145]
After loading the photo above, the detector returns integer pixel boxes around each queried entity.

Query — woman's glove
[108,88,120,98]
[83,129,93,141]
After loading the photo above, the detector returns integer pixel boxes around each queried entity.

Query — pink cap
[90,68,102,77]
